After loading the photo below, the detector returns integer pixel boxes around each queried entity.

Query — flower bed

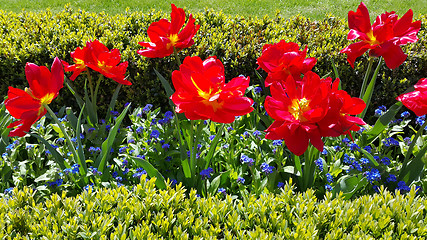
[0,3,426,237]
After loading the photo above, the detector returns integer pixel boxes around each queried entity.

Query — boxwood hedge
[1,176,426,239]
[0,5,426,121]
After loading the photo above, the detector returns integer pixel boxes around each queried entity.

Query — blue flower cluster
[200,167,214,179]
[240,154,254,166]
[260,162,274,174]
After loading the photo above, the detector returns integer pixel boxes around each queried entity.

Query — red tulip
[61,46,88,81]
[62,40,131,85]
[340,2,421,69]
[264,72,330,156]
[257,41,316,87]
[170,56,254,123]
[318,79,366,138]
[137,4,200,58]
[397,78,427,116]
[5,58,64,137]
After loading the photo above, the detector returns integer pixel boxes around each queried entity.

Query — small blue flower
[315,158,324,171]
[277,182,285,188]
[333,145,341,151]
[110,110,119,116]
[416,116,425,126]
[200,168,214,179]
[401,111,410,118]
[253,130,261,137]
[363,145,372,153]
[164,111,173,120]
[396,181,411,192]
[218,188,226,195]
[321,149,328,155]
[122,159,128,166]
[165,156,172,161]
[383,137,399,147]
[360,157,369,165]
[260,162,274,174]
[119,146,128,153]
[386,174,397,182]
[381,157,391,166]
[343,154,354,165]
[115,176,123,182]
[378,105,387,112]
[237,177,245,184]
[209,135,215,141]
[56,137,65,144]
[136,126,144,134]
[326,173,333,183]
[240,154,254,166]
[105,125,111,131]
[272,140,283,146]
[4,187,14,195]
[374,109,384,117]
[325,184,333,191]
[150,130,160,139]
[403,137,412,145]
[349,143,360,151]
[162,143,170,150]
[254,86,262,94]
[142,104,153,113]
[342,138,350,144]
[352,161,363,172]
[227,127,234,131]
[365,168,381,182]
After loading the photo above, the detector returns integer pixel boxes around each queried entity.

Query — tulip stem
[402,119,427,166]
[359,57,374,99]
[43,104,86,176]
[86,70,95,105]
[173,47,182,67]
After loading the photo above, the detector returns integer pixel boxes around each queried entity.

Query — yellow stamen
[190,77,223,111]
[366,30,380,45]
[38,93,55,115]
[289,98,311,121]
[167,34,179,49]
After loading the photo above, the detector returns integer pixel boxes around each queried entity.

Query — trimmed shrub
[0,6,426,121]
[1,176,426,239]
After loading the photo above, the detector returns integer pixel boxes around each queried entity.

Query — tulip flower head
[264,73,366,156]
[170,56,254,123]
[62,40,130,85]
[5,58,64,137]
[340,2,421,69]
[257,41,316,87]
[137,4,200,58]
[264,72,330,156]
[318,79,366,138]
[397,78,427,116]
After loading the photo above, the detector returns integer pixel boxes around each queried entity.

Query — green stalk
[402,119,427,166]
[359,58,383,119]
[43,104,87,175]
[85,70,95,105]
[359,57,374,99]
[173,47,182,67]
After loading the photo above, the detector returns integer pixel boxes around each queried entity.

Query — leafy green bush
[0,6,426,121]
[1,176,426,239]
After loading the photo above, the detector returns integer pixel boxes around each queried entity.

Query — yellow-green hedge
[0,6,426,119]
[1,176,426,239]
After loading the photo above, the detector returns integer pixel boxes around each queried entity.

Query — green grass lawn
[0,0,426,19]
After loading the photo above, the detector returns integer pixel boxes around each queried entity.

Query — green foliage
[0,7,425,123]
[1,176,426,238]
